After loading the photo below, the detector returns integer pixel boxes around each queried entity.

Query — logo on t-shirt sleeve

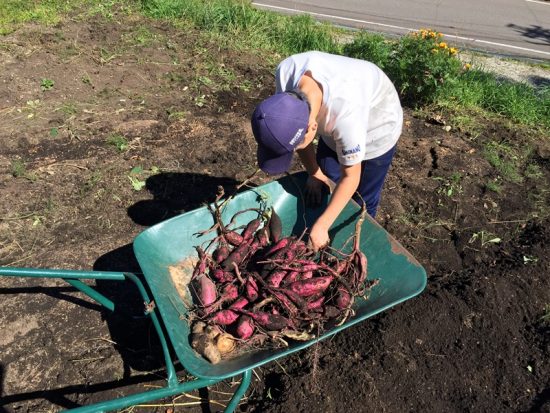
[341,144,362,162]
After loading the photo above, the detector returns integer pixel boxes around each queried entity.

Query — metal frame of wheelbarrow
[0,172,427,413]
[0,268,250,413]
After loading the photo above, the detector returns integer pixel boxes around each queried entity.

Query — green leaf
[130,166,143,175]
[128,176,145,191]
[50,127,59,137]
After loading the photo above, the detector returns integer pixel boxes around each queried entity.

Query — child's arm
[309,163,361,251]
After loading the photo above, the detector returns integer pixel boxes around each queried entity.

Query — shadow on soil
[127,172,241,226]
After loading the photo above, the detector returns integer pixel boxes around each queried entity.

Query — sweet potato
[192,246,209,278]
[306,295,325,311]
[229,297,249,310]
[271,290,299,317]
[278,288,307,310]
[211,268,234,283]
[221,283,239,301]
[242,310,290,331]
[268,210,282,243]
[265,237,290,257]
[192,274,217,307]
[236,315,255,340]
[288,276,333,297]
[224,231,244,246]
[191,321,221,364]
[216,333,236,354]
[335,286,352,309]
[267,270,287,288]
[283,270,300,284]
[242,218,261,240]
[300,270,313,280]
[245,276,259,302]
[213,244,229,264]
[210,309,239,325]
[222,241,252,271]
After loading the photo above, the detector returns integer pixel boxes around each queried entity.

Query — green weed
[434,172,463,198]
[40,78,55,91]
[106,134,129,152]
[59,102,78,116]
[468,230,501,247]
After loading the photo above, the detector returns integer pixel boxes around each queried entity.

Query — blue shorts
[316,139,397,218]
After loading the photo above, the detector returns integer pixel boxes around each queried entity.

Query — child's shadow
[127,172,241,226]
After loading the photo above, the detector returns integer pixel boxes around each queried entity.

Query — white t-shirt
[275,51,403,165]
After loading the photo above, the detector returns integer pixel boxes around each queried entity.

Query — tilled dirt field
[1,9,549,413]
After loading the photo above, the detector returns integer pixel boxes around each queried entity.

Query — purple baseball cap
[251,92,309,175]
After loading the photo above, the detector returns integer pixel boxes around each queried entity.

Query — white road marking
[253,2,550,57]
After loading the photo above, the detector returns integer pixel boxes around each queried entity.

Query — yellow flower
[449,47,458,55]
[439,42,448,49]
[463,63,472,70]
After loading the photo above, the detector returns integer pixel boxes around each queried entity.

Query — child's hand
[305,173,331,207]
[308,221,330,252]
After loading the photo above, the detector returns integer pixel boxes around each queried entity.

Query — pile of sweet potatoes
[188,190,374,363]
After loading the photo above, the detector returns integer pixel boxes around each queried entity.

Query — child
[251,51,402,251]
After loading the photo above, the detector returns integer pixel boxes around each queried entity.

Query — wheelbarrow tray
[134,172,427,381]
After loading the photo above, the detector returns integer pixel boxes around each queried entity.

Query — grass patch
[10,159,37,181]
[483,141,525,184]
[485,180,503,194]
[2,0,548,133]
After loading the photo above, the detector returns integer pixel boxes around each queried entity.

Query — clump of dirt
[0,8,548,413]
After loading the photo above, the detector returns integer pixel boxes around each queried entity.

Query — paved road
[253,0,550,60]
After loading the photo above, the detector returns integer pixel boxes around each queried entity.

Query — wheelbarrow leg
[224,369,252,413]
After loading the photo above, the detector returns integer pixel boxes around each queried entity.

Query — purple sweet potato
[245,276,259,302]
[271,290,299,316]
[192,274,217,307]
[335,286,352,309]
[265,237,290,257]
[242,218,261,240]
[288,276,333,297]
[267,270,287,288]
[211,268,234,283]
[221,283,239,301]
[222,241,252,271]
[229,297,249,310]
[283,270,300,284]
[268,210,283,243]
[242,310,290,331]
[212,244,230,264]
[210,309,239,325]
[236,315,254,340]
[192,246,209,278]
[224,231,244,246]
[306,295,325,311]
[300,270,313,280]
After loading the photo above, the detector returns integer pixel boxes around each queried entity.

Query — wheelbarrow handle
[0,266,126,280]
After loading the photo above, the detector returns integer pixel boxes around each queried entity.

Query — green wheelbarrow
[0,172,427,413]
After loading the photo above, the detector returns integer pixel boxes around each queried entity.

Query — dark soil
[1,9,549,413]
